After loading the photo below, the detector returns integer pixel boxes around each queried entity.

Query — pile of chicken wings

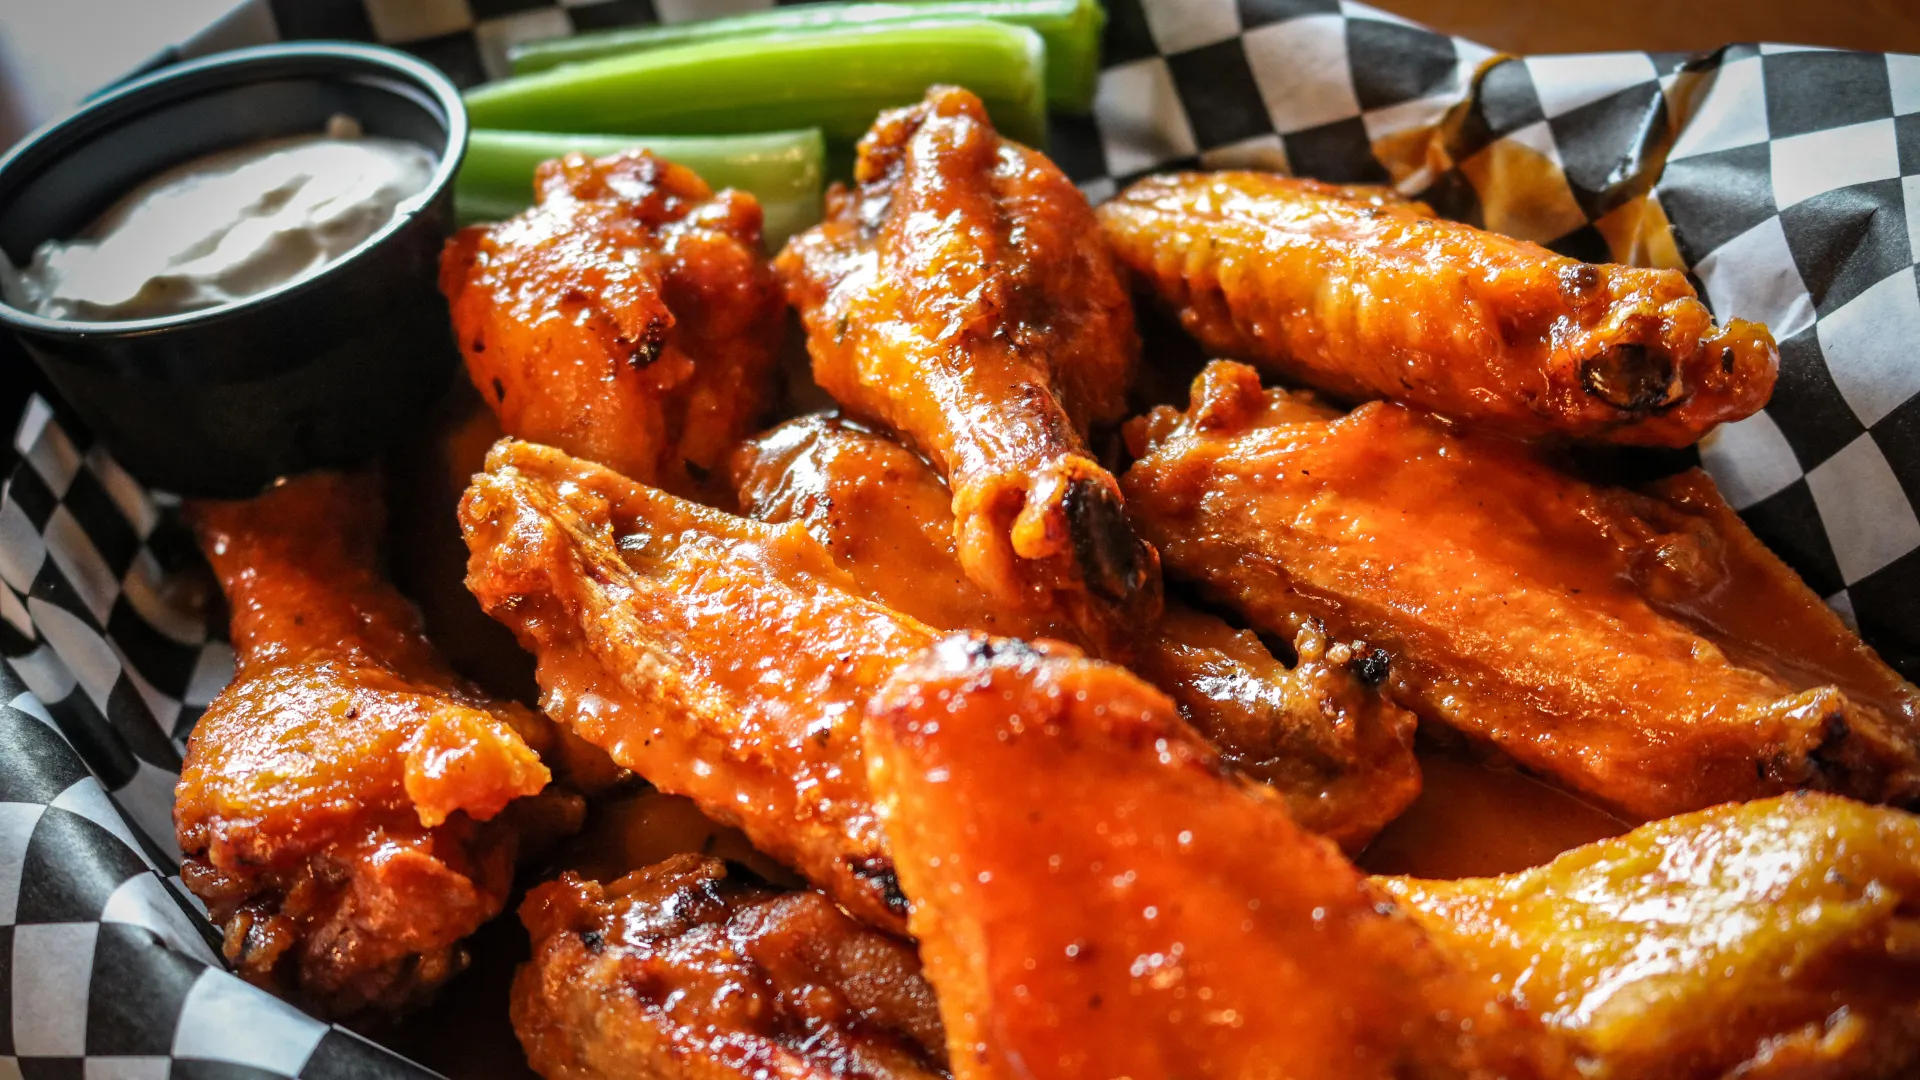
[175,86,1920,1080]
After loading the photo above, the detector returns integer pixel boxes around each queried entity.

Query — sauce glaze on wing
[777,86,1159,647]
[728,412,1071,644]
[1097,172,1777,446]
[729,413,1418,850]
[1132,606,1419,850]
[1379,794,1920,1080]
[176,473,578,1018]
[514,856,948,1080]
[1122,361,1920,820]
[865,635,1572,1080]
[441,149,785,494]
[459,439,938,931]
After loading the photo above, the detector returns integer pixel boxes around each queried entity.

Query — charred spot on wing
[851,856,910,916]
[1755,710,1859,791]
[929,634,1055,695]
[578,928,605,954]
[1063,476,1152,605]
[620,315,670,370]
[953,633,1043,666]
[1806,711,1856,788]
[662,866,738,926]
[239,917,275,963]
[1580,344,1677,412]
[1351,648,1392,687]
[1557,262,1602,300]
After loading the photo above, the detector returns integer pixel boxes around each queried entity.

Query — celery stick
[508,0,1104,113]
[464,20,1049,149]
[454,129,826,245]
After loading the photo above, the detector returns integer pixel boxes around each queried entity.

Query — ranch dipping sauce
[3,116,436,322]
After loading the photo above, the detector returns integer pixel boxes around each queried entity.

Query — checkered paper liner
[2,0,1918,1074]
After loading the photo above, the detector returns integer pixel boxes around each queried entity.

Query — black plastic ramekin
[0,42,469,497]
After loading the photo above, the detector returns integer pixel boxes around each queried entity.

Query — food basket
[1,0,1915,1073]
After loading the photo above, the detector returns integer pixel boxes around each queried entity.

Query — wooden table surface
[1372,0,1920,56]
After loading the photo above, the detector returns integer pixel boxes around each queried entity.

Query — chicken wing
[864,635,1572,1080]
[514,856,947,1080]
[1122,361,1920,820]
[175,473,578,1017]
[441,149,786,494]
[459,438,938,931]
[776,86,1159,645]
[1377,793,1920,1080]
[728,412,1418,849]
[1097,173,1777,446]
[726,412,1076,641]
[1133,607,1419,850]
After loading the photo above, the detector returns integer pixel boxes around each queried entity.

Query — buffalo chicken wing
[441,149,786,494]
[459,439,937,931]
[1097,173,1776,445]
[865,636,1572,1080]
[1133,606,1419,850]
[176,474,576,1018]
[513,855,948,1080]
[777,87,1158,645]
[1379,793,1920,1080]
[1122,361,1920,820]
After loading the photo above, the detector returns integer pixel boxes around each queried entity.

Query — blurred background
[0,0,1917,146]
[1383,0,1920,57]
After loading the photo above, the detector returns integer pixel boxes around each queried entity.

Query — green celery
[463,20,1049,150]
[508,0,1104,113]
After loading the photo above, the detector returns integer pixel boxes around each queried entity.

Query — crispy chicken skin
[776,86,1159,645]
[1122,362,1920,820]
[1133,607,1419,850]
[441,149,786,494]
[514,856,948,1080]
[459,438,937,931]
[726,413,1076,643]
[728,412,1418,849]
[1378,794,1920,1080]
[1097,173,1778,446]
[175,474,575,1018]
[864,636,1572,1080]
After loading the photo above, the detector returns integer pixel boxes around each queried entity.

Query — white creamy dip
[4,115,436,321]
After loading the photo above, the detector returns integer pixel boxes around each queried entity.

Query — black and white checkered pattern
[3,0,1918,1073]
[1668,47,1920,676]
[1060,2,1920,677]
[2,392,229,852]
[0,389,437,1077]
